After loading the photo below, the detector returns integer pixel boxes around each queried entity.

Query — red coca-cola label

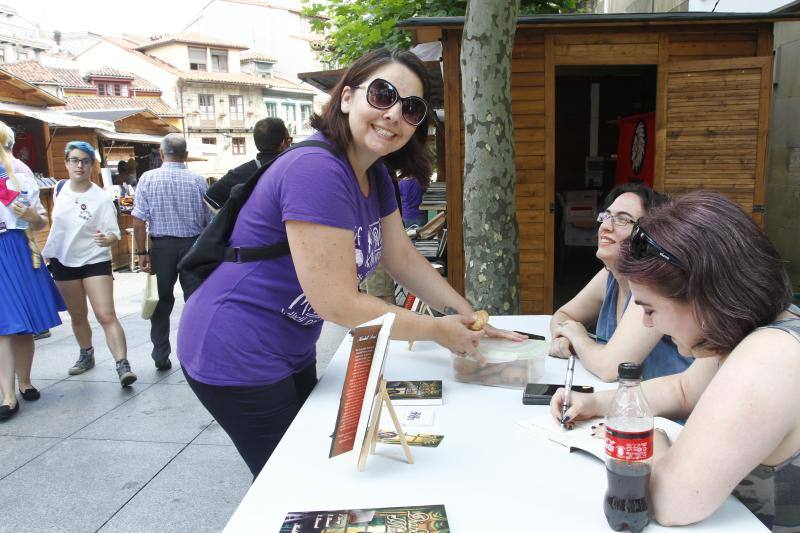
[605,426,653,461]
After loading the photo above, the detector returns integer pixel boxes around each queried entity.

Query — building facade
[73,32,315,178]
[0,3,49,64]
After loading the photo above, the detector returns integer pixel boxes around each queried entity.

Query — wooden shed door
[658,56,772,224]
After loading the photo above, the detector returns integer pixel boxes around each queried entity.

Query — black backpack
[177,140,336,293]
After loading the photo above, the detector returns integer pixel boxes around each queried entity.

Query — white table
[225,315,765,532]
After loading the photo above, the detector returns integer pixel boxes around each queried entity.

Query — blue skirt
[0,229,66,335]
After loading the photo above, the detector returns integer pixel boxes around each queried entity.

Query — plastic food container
[451,338,548,389]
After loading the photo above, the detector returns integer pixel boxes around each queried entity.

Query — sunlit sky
[10,0,213,37]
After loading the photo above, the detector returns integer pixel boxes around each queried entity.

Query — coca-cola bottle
[604,362,653,533]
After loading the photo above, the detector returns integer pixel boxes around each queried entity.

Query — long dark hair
[310,48,432,186]
[617,190,792,354]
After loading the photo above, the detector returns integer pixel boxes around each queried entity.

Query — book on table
[329,313,395,460]
[518,413,683,462]
[279,504,450,532]
[384,380,443,406]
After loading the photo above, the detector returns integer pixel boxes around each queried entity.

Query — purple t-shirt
[177,134,398,386]
[398,178,424,219]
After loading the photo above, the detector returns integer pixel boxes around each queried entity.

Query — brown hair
[603,181,669,213]
[309,47,432,186]
[617,190,792,354]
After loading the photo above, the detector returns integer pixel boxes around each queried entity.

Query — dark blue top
[596,273,694,380]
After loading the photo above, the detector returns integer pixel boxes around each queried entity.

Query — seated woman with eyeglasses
[551,190,800,530]
[177,48,523,479]
[549,182,693,381]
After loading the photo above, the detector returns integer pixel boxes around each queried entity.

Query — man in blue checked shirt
[132,134,211,370]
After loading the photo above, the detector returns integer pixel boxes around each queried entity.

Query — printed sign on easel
[328,313,413,470]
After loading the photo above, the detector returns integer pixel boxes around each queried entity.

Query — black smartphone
[522,383,595,405]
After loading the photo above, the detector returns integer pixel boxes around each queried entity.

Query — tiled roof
[179,70,271,87]
[239,52,278,63]
[97,35,311,93]
[131,77,161,92]
[62,96,182,118]
[86,67,134,79]
[3,60,163,94]
[136,32,249,52]
[269,74,315,93]
[0,61,59,84]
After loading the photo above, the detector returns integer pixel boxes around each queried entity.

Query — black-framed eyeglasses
[630,223,685,270]
[597,211,636,228]
[353,78,428,127]
[66,157,92,167]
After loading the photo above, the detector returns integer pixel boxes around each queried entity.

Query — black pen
[560,355,576,430]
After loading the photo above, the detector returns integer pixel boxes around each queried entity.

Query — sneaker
[154,357,172,371]
[68,347,95,375]
[115,359,137,387]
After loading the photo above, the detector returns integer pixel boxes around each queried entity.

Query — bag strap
[55,179,67,197]
[220,139,337,264]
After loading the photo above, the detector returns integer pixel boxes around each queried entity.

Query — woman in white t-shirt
[0,126,65,421]
[42,142,137,387]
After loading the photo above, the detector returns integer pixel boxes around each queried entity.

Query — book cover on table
[329,313,395,459]
[279,504,450,532]
[384,380,443,406]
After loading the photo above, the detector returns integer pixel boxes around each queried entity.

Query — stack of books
[421,181,446,208]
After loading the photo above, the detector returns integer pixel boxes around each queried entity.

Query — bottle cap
[618,362,643,380]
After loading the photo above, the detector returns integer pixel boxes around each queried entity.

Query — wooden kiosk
[398,12,800,313]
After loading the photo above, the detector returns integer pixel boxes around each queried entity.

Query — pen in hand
[560,355,576,430]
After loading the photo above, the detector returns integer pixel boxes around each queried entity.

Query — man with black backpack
[203,117,291,212]
[131,134,211,370]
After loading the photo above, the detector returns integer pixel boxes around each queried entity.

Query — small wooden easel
[357,379,414,471]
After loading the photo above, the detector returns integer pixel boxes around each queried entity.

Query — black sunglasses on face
[354,78,428,127]
[630,223,685,270]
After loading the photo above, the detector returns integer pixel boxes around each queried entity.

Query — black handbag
[178,140,336,296]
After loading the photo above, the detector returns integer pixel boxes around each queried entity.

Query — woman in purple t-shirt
[177,48,523,478]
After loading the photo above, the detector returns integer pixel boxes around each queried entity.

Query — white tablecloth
[225,315,765,532]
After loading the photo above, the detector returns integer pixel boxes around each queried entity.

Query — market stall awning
[96,130,217,162]
[0,101,114,130]
[96,130,163,144]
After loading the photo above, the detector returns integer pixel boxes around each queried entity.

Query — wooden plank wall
[661,56,770,218]
[512,32,547,314]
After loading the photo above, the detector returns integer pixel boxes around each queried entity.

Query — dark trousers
[149,236,199,362]
[183,363,317,479]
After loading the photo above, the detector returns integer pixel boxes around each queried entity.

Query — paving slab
[0,438,183,533]
[0,380,139,438]
[0,435,61,479]
[193,421,233,447]
[72,383,213,444]
[29,335,116,381]
[98,443,250,533]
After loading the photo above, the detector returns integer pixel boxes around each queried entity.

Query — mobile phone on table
[522,383,594,405]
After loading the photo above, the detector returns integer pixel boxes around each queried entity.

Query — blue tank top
[596,273,694,380]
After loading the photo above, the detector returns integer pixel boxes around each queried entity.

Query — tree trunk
[460,0,521,314]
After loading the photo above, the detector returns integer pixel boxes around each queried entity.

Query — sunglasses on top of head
[353,78,428,127]
[630,222,686,270]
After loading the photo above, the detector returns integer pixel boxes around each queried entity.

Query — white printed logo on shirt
[282,292,322,326]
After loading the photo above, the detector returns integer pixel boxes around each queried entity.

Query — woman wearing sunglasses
[177,48,522,478]
[551,190,800,530]
[548,182,692,382]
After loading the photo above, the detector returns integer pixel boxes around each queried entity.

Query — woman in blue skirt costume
[0,126,65,420]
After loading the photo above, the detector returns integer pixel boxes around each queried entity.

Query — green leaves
[301,0,578,65]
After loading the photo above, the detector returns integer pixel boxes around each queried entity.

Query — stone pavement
[0,272,348,533]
